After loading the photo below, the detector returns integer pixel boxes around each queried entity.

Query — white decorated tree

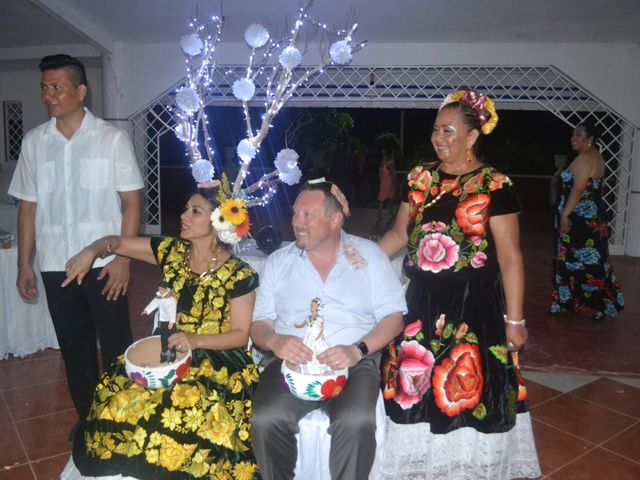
[170,1,365,243]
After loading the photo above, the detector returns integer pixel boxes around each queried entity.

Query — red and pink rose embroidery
[406,166,511,274]
[386,316,485,417]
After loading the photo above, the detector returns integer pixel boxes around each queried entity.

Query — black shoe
[592,312,606,321]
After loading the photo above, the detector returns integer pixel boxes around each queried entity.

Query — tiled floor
[3,352,640,479]
[1,209,639,479]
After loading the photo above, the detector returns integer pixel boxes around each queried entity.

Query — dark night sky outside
[160,105,574,235]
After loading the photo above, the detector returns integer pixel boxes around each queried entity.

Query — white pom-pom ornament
[275,148,299,172]
[279,46,302,69]
[236,139,257,161]
[191,159,214,183]
[180,33,204,56]
[279,166,302,186]
[329,40,353,64]
[175,87,200,113]
[245,24,270,48]
[232,78,256,101]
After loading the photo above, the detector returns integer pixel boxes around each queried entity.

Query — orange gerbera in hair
[235,218,251,237]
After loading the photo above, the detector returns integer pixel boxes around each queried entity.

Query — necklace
[187,243,223,279]
[415,165,461,223]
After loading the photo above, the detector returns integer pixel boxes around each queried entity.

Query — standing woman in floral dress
[377,88,540,479]
[60,190,261,480]
[550,122,624,320]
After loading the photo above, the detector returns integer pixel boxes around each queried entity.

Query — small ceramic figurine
[295,297,333,375]
[143,284,178,363]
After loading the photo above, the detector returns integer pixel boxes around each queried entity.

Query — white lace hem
[376,412,541,480]
[60,456,141,480]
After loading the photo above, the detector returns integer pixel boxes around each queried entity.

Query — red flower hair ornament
[440,87,499,135]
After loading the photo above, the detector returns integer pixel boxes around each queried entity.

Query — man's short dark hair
[300,180,344,217]
[38,54,88,87]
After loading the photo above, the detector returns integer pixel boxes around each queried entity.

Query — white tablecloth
[0,201,19,233]
[235,239,270,275]
[0,242,58,358]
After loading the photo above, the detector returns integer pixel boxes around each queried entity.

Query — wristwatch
[355,341,369,361]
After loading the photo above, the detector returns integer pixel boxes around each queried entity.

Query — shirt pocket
[80,157,111,189]
[37,161,56,194]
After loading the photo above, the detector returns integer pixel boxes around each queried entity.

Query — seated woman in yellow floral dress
[60,191,261,480]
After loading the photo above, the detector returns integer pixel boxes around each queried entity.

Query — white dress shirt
[253,231,407,346]
[8,109,144,271]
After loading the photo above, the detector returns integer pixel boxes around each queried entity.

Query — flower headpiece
[172,2,365,244]
[440,87,498,135]
[208,175,251,245]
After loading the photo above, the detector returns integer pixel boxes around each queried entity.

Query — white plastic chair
[294,391,386,480]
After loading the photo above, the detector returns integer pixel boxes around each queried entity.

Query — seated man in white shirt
[250,180,407,480]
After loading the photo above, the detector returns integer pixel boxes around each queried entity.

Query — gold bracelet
[503,315,526,327]
[99,241,113,259]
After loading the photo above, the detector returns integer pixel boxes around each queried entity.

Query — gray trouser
[250,354,381,480]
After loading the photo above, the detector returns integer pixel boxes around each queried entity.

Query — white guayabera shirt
[9,109,144,272]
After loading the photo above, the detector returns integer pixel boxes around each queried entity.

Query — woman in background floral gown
[550,122,624,320]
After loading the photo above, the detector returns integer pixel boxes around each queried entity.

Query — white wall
[2,40,638,129]
[0,63,103,164]
[110,41,640,127]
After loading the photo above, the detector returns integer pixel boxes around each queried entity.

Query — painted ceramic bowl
[281,361,349,401]
[124,335,192,389]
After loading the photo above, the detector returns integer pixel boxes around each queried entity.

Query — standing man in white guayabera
[9,54,144,440]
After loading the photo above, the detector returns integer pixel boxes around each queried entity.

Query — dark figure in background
[8,54,143,431]
[550,122,624,320]
[377,88,540,479]
[377,148,396,220]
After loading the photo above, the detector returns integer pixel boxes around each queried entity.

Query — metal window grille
[3,101,23,162]
[130,65,635,250]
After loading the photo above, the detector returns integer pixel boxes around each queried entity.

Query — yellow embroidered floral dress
[72,237,261,479]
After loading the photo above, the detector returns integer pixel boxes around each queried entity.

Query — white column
[101,41,131,133]
[624,127,640,257]
[100,43,161,235]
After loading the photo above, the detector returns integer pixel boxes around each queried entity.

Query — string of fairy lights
[172,1,366,211]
